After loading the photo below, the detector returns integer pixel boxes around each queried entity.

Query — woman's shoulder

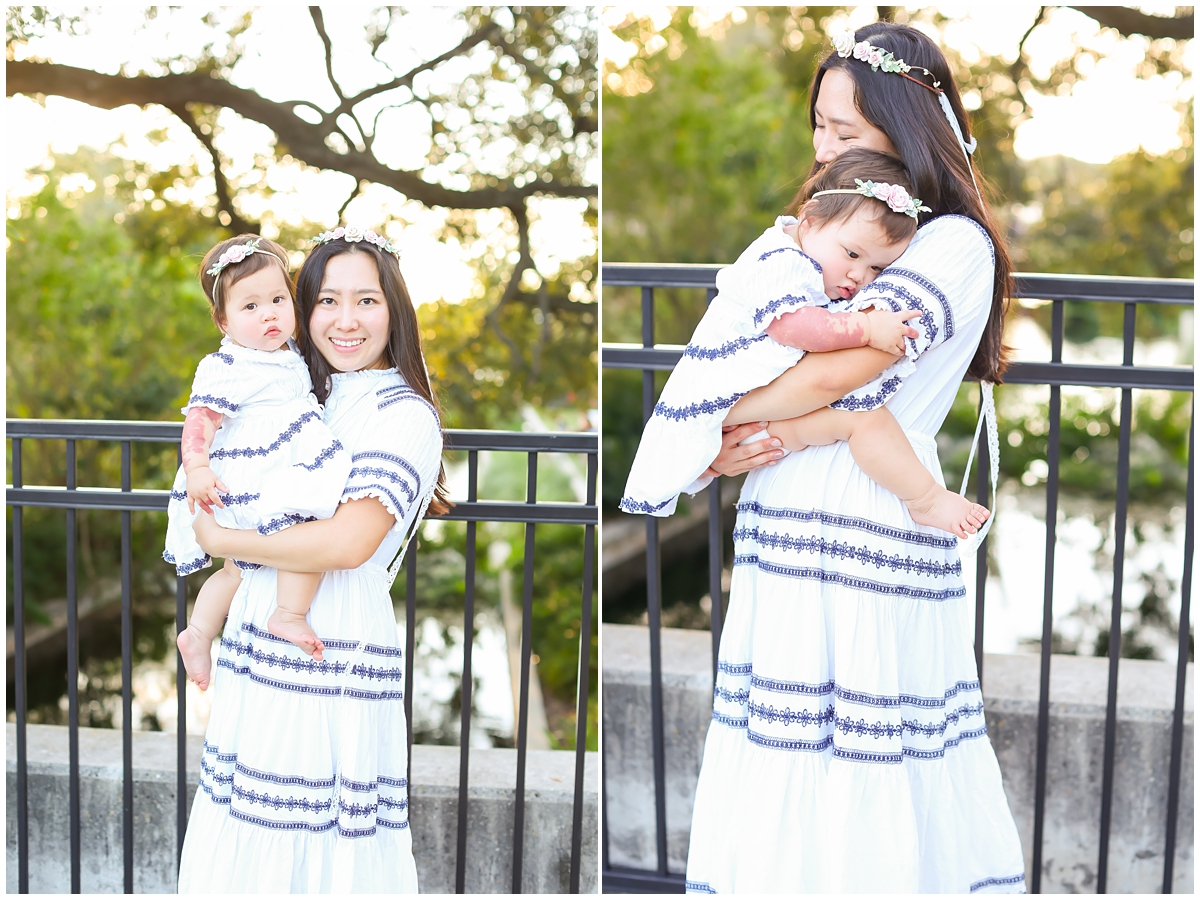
[331,370,442,442]
[912,214,995,265]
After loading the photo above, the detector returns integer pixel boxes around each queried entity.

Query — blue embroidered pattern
[348,466,415,504]
[353,450,423,494]
[210,352,235,365]
[717,661,752,675]
[257,513,317,535]
[233,559,263,571]
[653,393,747,422]
[228,808,337,833]
[235,761,335,789]
[733,554,966,601]
[376,385,440,423]
[164,550,211,575]
[232,784,334,813]
[747,732,834,752]
[877,267,954,340]
[749,701,836,727]
[969,873,1026,892]
[682,332,770,361]
[829,375,902,412]
[239,621,402,657]
[189,393,240,413]
[758,246,822,272]
[863,282,938,348]
[215,658,405,700]
[711,711,749,728]
[742,672,982,710]
[834,715,904,739]
[210,411,321,460]
[618,496,674,515]
[751,295,810,327]
[295,440,344,471]
[733,526,961,578]
[902,702,984,737]
[343,482,406,518]
[220,637,352,676]
[686,881,718,894]
[714,685,750,704]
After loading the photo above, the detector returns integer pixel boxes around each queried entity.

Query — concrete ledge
[6,724,597,893]
[602,623,1193,893]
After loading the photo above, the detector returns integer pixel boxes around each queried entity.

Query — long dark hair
[295,239,451,516]
[810,22,1011,382]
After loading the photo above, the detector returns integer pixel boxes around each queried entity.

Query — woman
[177,229,448,893]
[683,23,1025,893]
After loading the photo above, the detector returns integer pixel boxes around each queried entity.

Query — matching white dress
[176,367,443,893]
[621,217,882,518]
[163,338,352,576]
[677,215,1027,893]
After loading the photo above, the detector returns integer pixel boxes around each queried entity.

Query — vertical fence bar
[12,439,30,894]
[570,451,598,893]
[974,388,989,688]
[66,439,81,893]
[454,451,479,894]
[176,443,188,866]
[120,443,134,893]
[1097,301,1137,893]
[1161,410,1193,893]
[405,548,417,793]
[511,452,539,893]
[1031,300,1064,893]
[641,284,670,878]
[175,573,187,864]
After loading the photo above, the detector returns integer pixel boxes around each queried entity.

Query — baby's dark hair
[199,235,296,329]
[785,148,919,246]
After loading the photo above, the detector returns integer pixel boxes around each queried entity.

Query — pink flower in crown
[853,41,871,61]
[867,49,884,67]
[884,184,912,213]
[331,227,346,240]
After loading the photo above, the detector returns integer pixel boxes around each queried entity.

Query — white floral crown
[310,225,400,259]
[207,238,266,277]
[813,179,931,219]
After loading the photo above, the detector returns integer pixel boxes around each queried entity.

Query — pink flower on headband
[884,185,912,212]
[867,49,885,67]
[853,41,871,61]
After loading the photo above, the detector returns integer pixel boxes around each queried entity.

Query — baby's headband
[829,27,981,200]
[813,179,931,219]
[207,237,270,277]
[310,225,401,260]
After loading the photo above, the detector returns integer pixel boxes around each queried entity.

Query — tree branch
[309,6,346,103]
[1066,6,1193,40]
[6,59,596,210]
[167,101,258,234]
[337,178,364,220]
[485,202,536,369]
[1010,6,1047,91]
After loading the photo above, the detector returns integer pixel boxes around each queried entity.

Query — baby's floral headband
[813,179,931,219]
[310,225,400,259]
[207,238,265,277]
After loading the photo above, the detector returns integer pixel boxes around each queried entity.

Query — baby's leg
[771,408,989,538]
[268,572,325,660]
[177,559,240,691]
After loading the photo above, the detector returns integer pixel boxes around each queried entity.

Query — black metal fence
[7,420,597,894]
[600,264,1193,894]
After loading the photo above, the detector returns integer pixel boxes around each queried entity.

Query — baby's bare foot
[904,483,990,539]
[177,625,214,691]
[268,608,325,660]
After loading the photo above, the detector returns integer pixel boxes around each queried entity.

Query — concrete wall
[602,623,1193,893]
[5,723,596,894]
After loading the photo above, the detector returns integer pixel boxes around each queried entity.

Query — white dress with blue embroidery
[163,338,352,575]
[621,217,883,518]
[176,367,443,894]
[682,216,1027,893]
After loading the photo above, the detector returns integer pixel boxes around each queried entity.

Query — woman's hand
[702,422,785,478]
[864,307,921,355]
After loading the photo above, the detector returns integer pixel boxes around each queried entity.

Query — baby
[621,147,988,538]
[164,236,352,689]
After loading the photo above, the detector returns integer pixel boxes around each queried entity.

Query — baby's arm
[768,407,989,538]
[766,306,922,354]
[182,407,229,515]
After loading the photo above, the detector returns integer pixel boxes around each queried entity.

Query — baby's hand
[865,307,922,355]
[185,466,230,515]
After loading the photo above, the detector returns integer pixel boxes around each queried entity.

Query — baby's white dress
[177,367,443,893]
[163,338,352,575]
[635,215,1028,892]
[620,216,889,518]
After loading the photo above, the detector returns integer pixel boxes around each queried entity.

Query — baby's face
[798,213,909,301]
[219,264,296,352]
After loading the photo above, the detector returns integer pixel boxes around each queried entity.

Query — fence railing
[600,264,1194,894]
[6,420,597,895]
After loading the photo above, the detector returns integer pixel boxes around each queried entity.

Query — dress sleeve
[342,387,444,534]
[832,215,995,411]
[182,351,259,418]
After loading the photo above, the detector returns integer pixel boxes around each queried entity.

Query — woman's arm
[724,346,898,425]
[192,497,396,572]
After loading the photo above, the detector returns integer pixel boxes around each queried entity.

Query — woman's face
[812,68,897,164]
[308,251,392,372]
